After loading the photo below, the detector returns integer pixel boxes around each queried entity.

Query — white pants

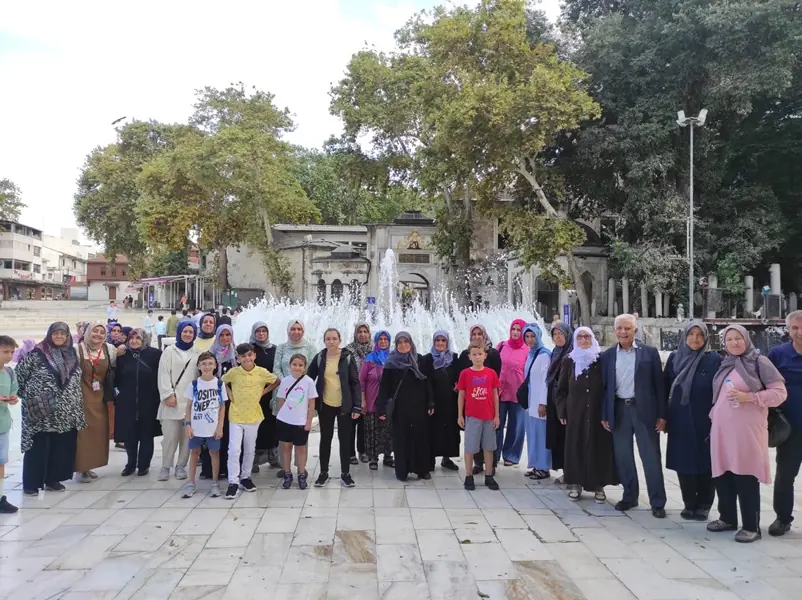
[161,419,189,469]
[228,422,260,484]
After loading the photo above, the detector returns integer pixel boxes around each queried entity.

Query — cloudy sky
[0,0,560,239]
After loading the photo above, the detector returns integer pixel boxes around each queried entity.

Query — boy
[166,310,180,338]
[457,341,501,491]
[222,343,278,499]
[0,336,20,513]
[182,352,227,498]
[276,354,317,490]
[143,310,155,346]
[155,316,167,350]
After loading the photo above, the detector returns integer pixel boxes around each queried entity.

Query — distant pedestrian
[107,301,118,323]
[166,310,180,338]
[0,335,20,513]
[155,316,167,350]
[143,310,155,346]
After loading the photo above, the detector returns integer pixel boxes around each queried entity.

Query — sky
[0,0,560,240]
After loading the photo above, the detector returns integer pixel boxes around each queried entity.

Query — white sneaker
[210,483,222,498]
[181,482,196,498]
[158,468,170,481]
[175,466,188,480]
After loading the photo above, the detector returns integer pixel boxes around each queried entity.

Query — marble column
[663,293,671,318]
[640,282,648,317]
[655,291,663,318]
[707,274,718,319]
[608,278,615,317]
[745,275,754,313]
[770,264,781,295]
[622,278,630,314]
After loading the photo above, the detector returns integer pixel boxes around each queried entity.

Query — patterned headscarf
[12,339,36,364]
[712,324,785,403]
[364,330,391,367]
[347,321,373,360]
[210,324,237,375]
[469,324,493,351]
[107,323,123,346]
[249,321,274,350]
[126,328,147,351]
[430,330,454,370]
[35,322,79,389]
[568,327,601,378]
[384,331,426,379]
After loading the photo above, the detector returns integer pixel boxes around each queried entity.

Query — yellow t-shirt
[322,355,342,408]
[221,365,277,424]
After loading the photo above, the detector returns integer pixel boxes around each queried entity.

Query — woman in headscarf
[156,320,199,482]
[193,314,217,352]
[546,322,573,483]
[73,321,87,345]
[251,322,279,468]
[12,339,35,364]
[663,320,722,521]
[271,318,317,478]
[200,324,238,480]
[457,324,502,474]
[74,321,117,483]
[377,332,434,481]
[495,319,530,467]
[107,323,123,347]
[522,323,552,480]
[707,325,786,543]
[421,330,460,471]
[346,322,372,464]
[557,327,617,501]
[16,322,85,494]
[360,331,394,469]
[114,327,162,477]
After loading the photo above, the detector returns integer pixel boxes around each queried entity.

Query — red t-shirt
[456,366,500,420]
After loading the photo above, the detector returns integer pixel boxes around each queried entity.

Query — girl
[276,354,318,490]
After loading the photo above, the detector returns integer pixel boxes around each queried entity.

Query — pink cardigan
[709,369,787,483]
[496,342,530,403]
[359,361,383,414]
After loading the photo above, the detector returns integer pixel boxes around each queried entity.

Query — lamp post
[676,109,707,319]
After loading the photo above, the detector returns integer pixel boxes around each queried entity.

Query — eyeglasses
[576,334,592,341]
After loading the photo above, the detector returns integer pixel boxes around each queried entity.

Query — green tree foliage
[0,178,25,222]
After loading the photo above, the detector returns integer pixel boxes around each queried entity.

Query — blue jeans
[497,401,526,464]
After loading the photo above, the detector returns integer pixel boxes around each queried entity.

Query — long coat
[114,347,163,444]
[600,343,666,428]
[254,345,278,452]
[420,353,460,459]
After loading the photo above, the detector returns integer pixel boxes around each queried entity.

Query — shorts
[275,419,309,446]
[0,431,8,465]
[188,435,221,452]
[464,417,497,454]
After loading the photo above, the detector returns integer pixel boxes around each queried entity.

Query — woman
[107,323,123,346]
[157,321,199,482]
[377,332,434,481]
[546,322,573,482]
[664,320,722,521]
[200,324,238,479]
[307,328,361,488]
[707,324,786,542]
[556,327,617,501]
[194,314,217,352]
[522,323,552,480]
[74,321,117,483]
[16,322,85,494]
[345,322,372,464]
[495,319,530,467]
[251,322,279,469]
[359,330,394,470]
[115,327,162,476]
[421,330,460,471]
[457,324,502,474]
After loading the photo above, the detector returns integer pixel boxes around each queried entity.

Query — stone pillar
[745,275,754,313]
[622,278,630,314]
[591,299,597,317]
[607,278,615,316]
[655,291,663,318]
[640,282,648,318]
[663,293,671,317]
[770,263,781,295]
[707,273,718,319]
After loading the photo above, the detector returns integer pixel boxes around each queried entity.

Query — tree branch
[516,157,558,217]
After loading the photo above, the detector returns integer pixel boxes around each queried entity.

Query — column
[663,293,671,318]
[654,291,663,318]
[707,274,718,319]
[607,278,615,316]
[745,275,754,313]
[640,282,648,317]
[622,278,630,314]
[770,264,781,295]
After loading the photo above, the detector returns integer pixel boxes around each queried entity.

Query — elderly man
[767,310,802,536]
[601,314,667,517]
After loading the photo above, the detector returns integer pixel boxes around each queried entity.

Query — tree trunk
[217,246,229,291]
[566,251,591,326]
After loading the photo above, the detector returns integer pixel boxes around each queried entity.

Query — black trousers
[678,474,715,511]
[124,420,155,471]
[350,413,365,458]
[715,471,760,532]
[22,430,78,491]
[774,426,802,524]
[255,399,277,453]
[319,403,353,476]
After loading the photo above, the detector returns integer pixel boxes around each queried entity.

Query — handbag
[516,349,541,410]
[101,344,116,404]
[754,357,791,448]
[15,365,57,423]
[383,370,407,418]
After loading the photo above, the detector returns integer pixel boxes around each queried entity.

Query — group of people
[1,310,800,547]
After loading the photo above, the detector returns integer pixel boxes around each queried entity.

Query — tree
[0,178,25,222]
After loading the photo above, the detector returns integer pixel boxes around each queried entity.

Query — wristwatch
[183,420,190,426]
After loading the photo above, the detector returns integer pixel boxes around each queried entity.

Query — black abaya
[545,360,569,470]
[420,353,460,461]
[253,345,278,453]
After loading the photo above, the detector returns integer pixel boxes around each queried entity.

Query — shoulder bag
[755,357,791,448]
[516,350,541,410]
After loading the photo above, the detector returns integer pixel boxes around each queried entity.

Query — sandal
[369,462,378,470]
[532,470,550,480]
[594,490,606,503]
[568,489,581,500]
[503,460,514,467]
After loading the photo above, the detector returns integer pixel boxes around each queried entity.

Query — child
[0,336,20,513]
[457,341,501,491]
[275,354,317,489]
[144,310,155,345]
[182,352,226,498]
[221,343,278,499]
[155,316,167,350]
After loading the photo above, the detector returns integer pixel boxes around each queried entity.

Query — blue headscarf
[174,320,197,351]
[524,323,551,373]
[430,329,454,370]
[364,330,391,367]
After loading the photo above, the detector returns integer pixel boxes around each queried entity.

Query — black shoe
[239,478,257,493]
[472,466,482,476]
[137,468,149,477]
[298,471,309,490]
[114,442,126,450]
[707,519,737,532]
[441,457,459,471]
[680,507,695,520]
[768,519,792,537]
[396,475,408,482]
[383,456,395,468]
[0,496,18,514]
[614,500,638,512]
[314,472,329,487]
[276,469,286,479]
[121,466,136,477]
[341,473,356,488]
[464,475,475,491]
[349,456,359,465]
[45,481,66,492]
[251,464,260,474]
[225,483,239,499]
[693,508,710,522]
[282,472,294,490]
[419,472,432,480]
[485,475,499,491]
[652,507,666,519]
[23,488,38,496]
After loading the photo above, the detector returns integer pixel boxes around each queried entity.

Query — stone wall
[590,316,685,348]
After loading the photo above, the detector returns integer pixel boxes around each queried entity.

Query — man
[166,310,180,338]
[601,313,667,518]
[767,310,802,536]
[217,307,233,327]
[107,301,118,323]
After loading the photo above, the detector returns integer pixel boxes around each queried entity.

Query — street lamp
[676,109,707,319]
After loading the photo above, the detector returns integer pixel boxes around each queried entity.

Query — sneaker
[239,478,257,493]
[0,496,18,514]
[314,472,329,487]
[210,483,222,498]
[181,482,196,498]
[341,473,356,488]
[768,519,791,537]
[45,481,66,492]
[121,466,136,477]
[225,483,239,500]
[87,470,99,480]
[282,472,294,490]
[298,472,309,490]
[158,467,170,481]
[707,519,737,532]
[464,475,475,491]
[175,466,188,480]
[485,475,499,491]
[735,528,762,543]
[77,472,92,484]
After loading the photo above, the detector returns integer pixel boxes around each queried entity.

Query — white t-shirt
[276,375,318,426]
[184,377,228,438]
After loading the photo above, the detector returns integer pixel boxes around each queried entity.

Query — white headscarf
[568,326,601,378]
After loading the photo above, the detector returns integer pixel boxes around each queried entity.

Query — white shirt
[184,377,228,438]
[276,375,318,426]
[527,353,551,419]
[107,305,118,320]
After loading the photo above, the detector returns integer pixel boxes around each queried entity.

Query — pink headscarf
[505,319,528,350]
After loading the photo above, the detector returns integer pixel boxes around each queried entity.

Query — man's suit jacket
[600,343,666,429]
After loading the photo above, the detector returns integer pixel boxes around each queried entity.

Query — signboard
[366,297,376,305]
[563,303,571,325]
